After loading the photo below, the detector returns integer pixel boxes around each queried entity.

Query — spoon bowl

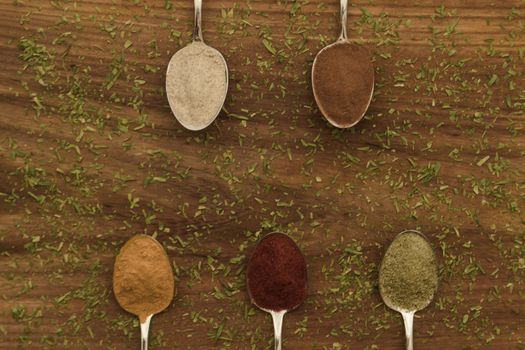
[379,230,439,350]
[166,0,228,131]
[311,0,374,128]
[113,235,174,350]
[246,232,307,350]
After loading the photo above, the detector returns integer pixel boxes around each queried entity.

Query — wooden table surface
[1,0,524,349]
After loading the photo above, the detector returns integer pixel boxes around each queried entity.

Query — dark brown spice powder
[312,42,374,127]
[246,233,307,311]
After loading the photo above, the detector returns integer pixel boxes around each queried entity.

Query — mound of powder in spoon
[379,232,438,311]
[166,41,227,130]
[312,42,374,127]
[246,233,307,311]
[113,235,174,323]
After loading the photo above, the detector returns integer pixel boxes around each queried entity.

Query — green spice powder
[379,232,438,312]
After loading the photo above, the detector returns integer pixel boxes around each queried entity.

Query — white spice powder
[166,42,228,130]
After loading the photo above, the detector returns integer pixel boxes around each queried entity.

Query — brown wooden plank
[0,0,524,349]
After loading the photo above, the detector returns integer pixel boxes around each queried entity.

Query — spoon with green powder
[166,0,229,131]
[379,230,439,350]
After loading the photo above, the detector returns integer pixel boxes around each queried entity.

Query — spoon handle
[339,0,348,41]
[193,0,203,42]
[271,310,286,350]
[140,315,153,350]
[401,311,414,350]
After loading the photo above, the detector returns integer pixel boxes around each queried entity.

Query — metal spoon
[311,0,374,128]
[140,315,153,350]
[166,0,228,131]
[257,307,287,350]
[113,235,175,350]
[246,232,308,350]
[378,230,439,350]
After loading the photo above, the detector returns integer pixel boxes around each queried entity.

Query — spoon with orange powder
[113,235,175,350]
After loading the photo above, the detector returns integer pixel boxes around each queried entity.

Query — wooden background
[1,0,524,349]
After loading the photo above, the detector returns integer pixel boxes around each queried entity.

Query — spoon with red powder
[246,232,308,350]
[311,0,374,128]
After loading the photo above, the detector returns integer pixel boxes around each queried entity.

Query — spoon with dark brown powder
[113,235,175,350]
[311,0,374,128]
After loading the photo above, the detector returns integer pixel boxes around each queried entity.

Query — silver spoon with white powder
[166,0,228,131]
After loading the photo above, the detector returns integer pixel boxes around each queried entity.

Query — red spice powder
[246,233,307,311]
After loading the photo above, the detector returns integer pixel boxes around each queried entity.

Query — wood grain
[0,0,524,349]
